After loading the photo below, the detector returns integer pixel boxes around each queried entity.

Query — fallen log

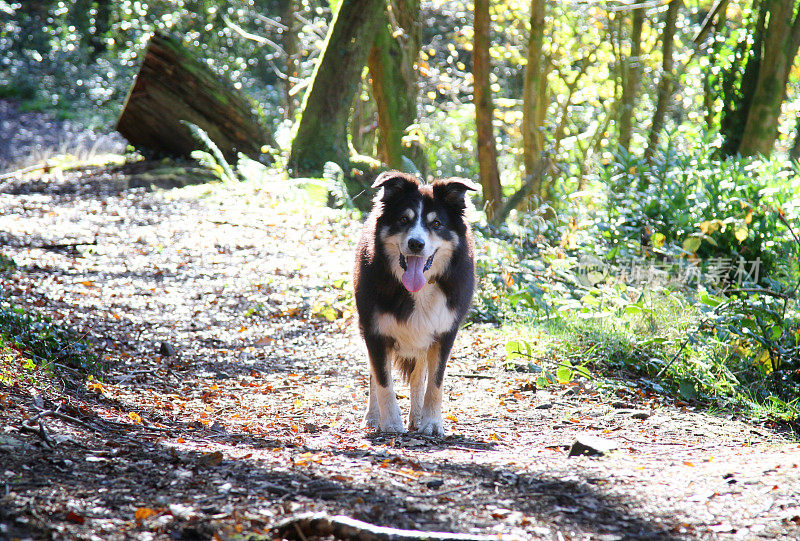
[271,512,522,541]
[116,32,271,164]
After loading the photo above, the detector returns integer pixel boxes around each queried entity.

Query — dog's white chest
[375,285,456,357]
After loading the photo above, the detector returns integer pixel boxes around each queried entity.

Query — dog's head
[371,171,478,293]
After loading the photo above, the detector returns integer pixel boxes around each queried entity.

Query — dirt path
[1,166,799,540]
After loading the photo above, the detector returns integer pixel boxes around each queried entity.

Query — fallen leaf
[134,507,160,521]
[198,451,224,467]
[65,511,85,524]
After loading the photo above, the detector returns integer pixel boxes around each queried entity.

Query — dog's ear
[432,177,479,211]
[372,170,419,200]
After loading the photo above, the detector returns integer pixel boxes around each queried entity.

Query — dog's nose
[407,238,425,253]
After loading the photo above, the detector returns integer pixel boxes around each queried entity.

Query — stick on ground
[271,512,522,541]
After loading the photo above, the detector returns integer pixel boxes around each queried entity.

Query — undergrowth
[472,139,800,428]
[0,293,102,386]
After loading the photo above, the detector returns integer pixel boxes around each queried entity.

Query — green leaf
[679,380,697,400]
[506,340,532,360]
[556,366,573,383]
[682,236,702,253]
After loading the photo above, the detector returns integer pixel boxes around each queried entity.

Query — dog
[353,170,477,436]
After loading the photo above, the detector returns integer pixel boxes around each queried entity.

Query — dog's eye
[399,216,410,225]
[430,219,441,228]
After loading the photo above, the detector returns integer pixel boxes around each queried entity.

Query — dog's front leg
[363,374,380,429]
[407,356,427,431]
[418,331,456,437]
[364,334,404,433]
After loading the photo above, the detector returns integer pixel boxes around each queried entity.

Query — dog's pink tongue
[402,255,426,292]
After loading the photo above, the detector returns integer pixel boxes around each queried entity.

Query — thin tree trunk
[521,0,547,201]
[283,0,298,121]
[790,118,800,162]
[368,0,421,171]
[645,0,682,164]
[288,0,384,176]
[473,0,502,220]
[737,0,800,157]
[90,0,112,58]
[702,0,728,131]
[618,8,644,153]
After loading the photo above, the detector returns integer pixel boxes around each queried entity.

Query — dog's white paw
[363,412,380,429]
[379,419,406,434]
[379,408,406,434]
[417,415,444,437]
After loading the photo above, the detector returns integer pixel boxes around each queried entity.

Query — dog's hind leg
[418,331,456,437]
[364,334,404,433]
[407,356,427,431]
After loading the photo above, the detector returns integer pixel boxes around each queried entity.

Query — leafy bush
[0,296,101,378]
[470,140,800,424]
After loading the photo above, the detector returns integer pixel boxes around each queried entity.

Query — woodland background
[1,1,800,539]
[1,0,800,432]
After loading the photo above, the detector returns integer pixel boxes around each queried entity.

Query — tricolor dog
[354,171,477,436]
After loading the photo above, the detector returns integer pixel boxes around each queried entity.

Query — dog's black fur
[353,171,477,435]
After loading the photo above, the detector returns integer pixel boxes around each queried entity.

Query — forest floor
[1,149,800,539]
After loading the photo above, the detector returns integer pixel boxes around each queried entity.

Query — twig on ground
[39,239,98,250]
[271,512,521,541]
[427,483,476,498]
[21,419,54,447]
[450,373,495,379]
[32,408,98,432]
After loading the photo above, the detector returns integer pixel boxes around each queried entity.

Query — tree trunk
[368,0,421,171]
[116,33,271,163]
[618,8,644,153]
[702,0,728,131]
[473,0,502,220]
[719,3,767,157]
[737,0,800,157]
[790,117,800,162]
[283,0,298,121]
[644,0,682,163]
[288,0,384,176]
[521,0,547,201]
[90,0,112,58]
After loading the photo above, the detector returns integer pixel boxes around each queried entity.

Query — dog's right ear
[372,170,419,200]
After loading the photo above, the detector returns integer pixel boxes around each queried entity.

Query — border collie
[353,171,477,436]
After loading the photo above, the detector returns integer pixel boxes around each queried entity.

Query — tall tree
[288,0,384,176]
[618,7,644,152]
[736,0,800,156]
[473,0,502,220]
[283,0,299,120]
[368,0,422,171]
[521,0,548,201]
[645,0,682,163]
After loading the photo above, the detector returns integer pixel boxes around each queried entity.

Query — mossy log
[116,32,271,163]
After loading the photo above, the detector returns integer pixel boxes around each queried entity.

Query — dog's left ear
[432,177,479,211]
[372,170,419,200]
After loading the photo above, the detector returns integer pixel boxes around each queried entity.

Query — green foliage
[0,0,320,128]
[473,141,800,424]
[0,253,16,273]
[0,296,101,378]
[184,122,239,184]
[595,136,795,281]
